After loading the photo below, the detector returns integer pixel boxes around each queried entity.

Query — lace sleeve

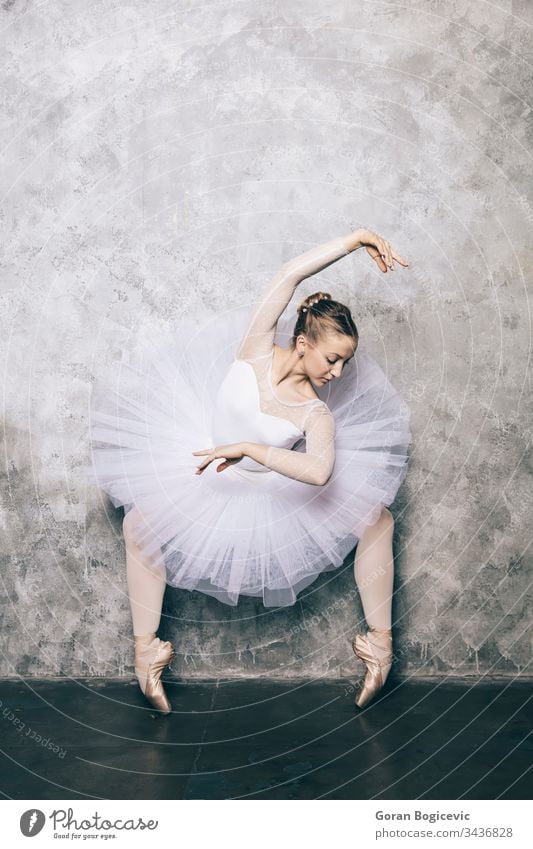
[236,234,352,361]
[264,403,336,486]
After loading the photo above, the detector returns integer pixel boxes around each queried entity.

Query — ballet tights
[353,507,395,671]
[123,506,395,677]
[125,526,166,635]
[123,511,169,692]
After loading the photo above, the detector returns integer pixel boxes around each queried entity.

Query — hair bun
[298,291,332,313]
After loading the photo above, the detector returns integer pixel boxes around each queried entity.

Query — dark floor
[0,676,531,800]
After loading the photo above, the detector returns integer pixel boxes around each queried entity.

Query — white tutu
[86,304,412,607]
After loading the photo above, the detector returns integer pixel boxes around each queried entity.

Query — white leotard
[211,234,351,486]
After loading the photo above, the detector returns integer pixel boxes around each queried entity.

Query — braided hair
[290,291,358,350]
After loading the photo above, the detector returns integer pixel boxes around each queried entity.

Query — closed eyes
[326,355,354,367]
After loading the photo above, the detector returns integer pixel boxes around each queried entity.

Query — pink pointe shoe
[134,634,175,715]
[351,627,393,709]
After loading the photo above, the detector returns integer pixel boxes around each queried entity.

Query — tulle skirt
[86,304,412,607]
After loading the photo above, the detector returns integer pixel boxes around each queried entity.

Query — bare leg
[353,506,395,681]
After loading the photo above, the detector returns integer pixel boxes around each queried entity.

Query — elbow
[305,457,335,486]
[279,260,302,285]
[313,468,333,487]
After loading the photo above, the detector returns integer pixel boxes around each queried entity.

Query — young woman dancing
[88,226,411,714]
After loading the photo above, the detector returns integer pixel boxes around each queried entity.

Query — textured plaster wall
[1,1,532,680]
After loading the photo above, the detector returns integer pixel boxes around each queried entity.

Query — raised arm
[242,403,336,486]
[236,230,362,361]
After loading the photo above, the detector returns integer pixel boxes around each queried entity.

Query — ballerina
[88,226,411,714]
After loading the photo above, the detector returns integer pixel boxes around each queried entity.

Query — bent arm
[236,229,363,361]
[242,405,336,486]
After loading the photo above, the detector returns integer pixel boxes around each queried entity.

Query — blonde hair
[290,291,358,349]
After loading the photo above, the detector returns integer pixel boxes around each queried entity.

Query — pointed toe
[351,628,393,709]
[134,638,175,715]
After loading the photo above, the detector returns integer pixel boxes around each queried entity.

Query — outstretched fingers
[366,244,409,272]
[365,245,388,272]
[379,239,393,270]
[391,248,409,267]
[192,448,215,474]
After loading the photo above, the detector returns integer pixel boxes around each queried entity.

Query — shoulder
[236,349,273,365]
[302,400,334,430]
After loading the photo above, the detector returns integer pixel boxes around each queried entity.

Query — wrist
[241,442,267,465]
[342,229,365,253]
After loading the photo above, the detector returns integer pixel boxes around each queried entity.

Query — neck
[275,347,309,388]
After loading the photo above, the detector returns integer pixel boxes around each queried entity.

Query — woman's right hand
[192,442,246,474]
[357,228,409,273]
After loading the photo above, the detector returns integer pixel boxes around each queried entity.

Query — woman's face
[299,332,357,385]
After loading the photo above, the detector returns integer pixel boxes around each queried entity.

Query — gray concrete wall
[2,1,531,679]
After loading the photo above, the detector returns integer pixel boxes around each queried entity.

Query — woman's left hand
[357,228,409,273]
[192,443,246,474]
